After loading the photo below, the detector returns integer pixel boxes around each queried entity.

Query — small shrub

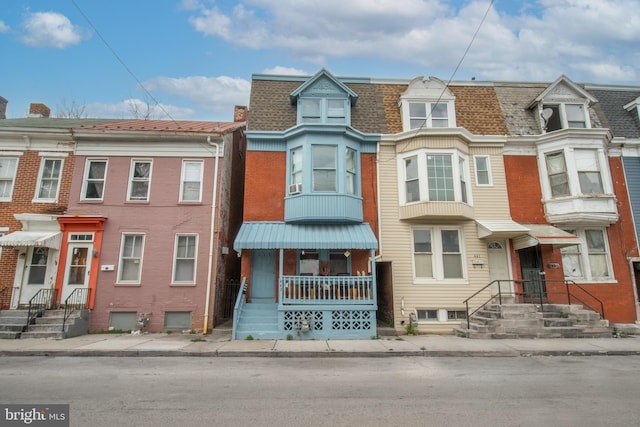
[405,324,418,336]
[286,334,293,340]
[245,335,254,340]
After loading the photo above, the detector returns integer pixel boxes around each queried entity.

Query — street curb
[2,349,640,357]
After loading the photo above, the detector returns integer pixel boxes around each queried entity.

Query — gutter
[203,136,221,334]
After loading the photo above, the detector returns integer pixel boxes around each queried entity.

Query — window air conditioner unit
[289,183,302,194]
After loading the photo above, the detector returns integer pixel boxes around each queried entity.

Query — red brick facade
[505,154,638,323]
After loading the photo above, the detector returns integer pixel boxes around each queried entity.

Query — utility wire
[70,0,180,124]
[405,0,496,137]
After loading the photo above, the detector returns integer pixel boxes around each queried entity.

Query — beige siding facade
[378,132,514,334]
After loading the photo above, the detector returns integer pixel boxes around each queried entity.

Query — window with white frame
[561,228,612,281]
[543,103,589,132]
[128,160,152,201]
[313,145,337,192]
[36,158,62,201]
[412,227,465,281]
[545,151,569,197]
[575,149,603,194]
[401,150,470,205]
[543,148,607,199]
[474,155,492,186]
[82,159,107,200]
[118,234,145,283]
[173,234,198,283]
[300,98,347,124]
[408,102,451,129]
[0,158,18,201]
[180,160,203,202]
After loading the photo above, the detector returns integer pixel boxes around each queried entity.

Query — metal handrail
[231,277,247,340]
[27,288,58,329]
[563,280,605,318]
[62,288,91,332]
[462,280,524,329]
[462,279,606,329]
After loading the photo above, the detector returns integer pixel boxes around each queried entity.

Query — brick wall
[243,151,286,221]
[504,155,546,223]
[0,150,74,292]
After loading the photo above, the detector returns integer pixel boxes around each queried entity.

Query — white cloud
[262,66,307,75]
[143,75,251,118]
[85,99,196,121]
[186,0,639,83]
[20,11,85,48]
[0,21,10,33]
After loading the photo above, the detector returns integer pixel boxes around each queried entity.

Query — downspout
[375,140,383,260]
[203,136,221,334]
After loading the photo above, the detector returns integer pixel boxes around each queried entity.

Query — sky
[1,0,639,122]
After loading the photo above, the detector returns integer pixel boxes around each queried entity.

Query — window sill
[115,283,141,287]
[565,279,617,285]
[79,199,104,203]
[170,283,197,287]
[177,201,203,205]
[413,279,469,285]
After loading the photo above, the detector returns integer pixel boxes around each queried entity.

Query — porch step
[0,310,30,339]
[455,303,611,339]
[235,302,280,340]
[21,309,90,339]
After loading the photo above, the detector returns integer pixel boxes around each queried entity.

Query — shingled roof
[249,73,509,136]
[587,88,640,139]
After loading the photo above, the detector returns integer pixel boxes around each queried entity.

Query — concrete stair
[234,301,280,340]
[454,303,611,339]
[21,309,90,339]
[0,310,30,339]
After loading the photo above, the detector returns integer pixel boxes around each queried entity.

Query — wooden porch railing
[280,275,375,305]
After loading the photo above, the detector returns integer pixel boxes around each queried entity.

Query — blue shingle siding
[623,156,640,246]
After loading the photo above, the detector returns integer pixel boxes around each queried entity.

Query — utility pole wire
[70,0,180,124]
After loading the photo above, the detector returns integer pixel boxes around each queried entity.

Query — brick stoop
[454,303,611,339]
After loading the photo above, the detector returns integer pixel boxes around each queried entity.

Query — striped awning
[234,222,378,251]
[0,231,62,250]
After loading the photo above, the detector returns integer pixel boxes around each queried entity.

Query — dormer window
[300,98,347,124]
[542,103,588,131]
[532,75,596,133]
[409,102,450,129]
[291,69,357,126]
[400,77,456,132]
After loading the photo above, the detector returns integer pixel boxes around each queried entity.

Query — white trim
[397,149,472,206]
[126,159,153,202]
[411,225,468,284]
[38,152,69,158]
[0,157,19,202]
[116,232,145,285]
[171,233,199,285]
[179,159,204,203]
[80,158,108,201]
[33,157,63,203]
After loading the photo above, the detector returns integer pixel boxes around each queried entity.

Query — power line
[383,0,496,163]
[70,0,180,124]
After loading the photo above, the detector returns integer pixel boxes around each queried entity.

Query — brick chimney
[0,97,7,119]
[234,105,247,122]
[28,103,51,118]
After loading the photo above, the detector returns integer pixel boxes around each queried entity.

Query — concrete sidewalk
[2,328,640,357]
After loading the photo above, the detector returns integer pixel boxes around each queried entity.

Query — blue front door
[251,250,276,300]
